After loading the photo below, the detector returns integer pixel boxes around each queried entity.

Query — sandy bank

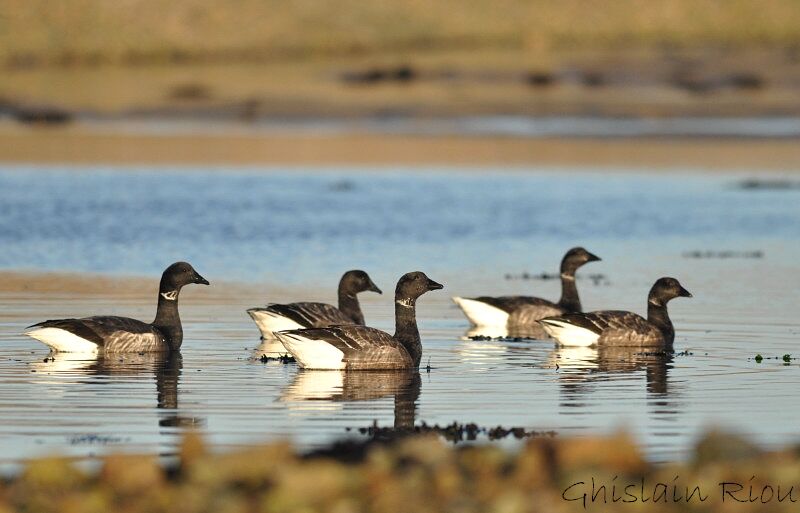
[0,270,311,301]
[1,128,800,170]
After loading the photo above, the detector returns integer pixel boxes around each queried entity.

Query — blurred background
[1,0,800,165]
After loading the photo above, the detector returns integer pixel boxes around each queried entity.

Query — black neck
[338,289,364,325]
[557,271,582,312]
[393,295,422,367]
[152,286,183,351]
[647,299,675,347]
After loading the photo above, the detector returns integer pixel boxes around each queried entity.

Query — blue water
[0,166,798,282]
[0,165,799,470]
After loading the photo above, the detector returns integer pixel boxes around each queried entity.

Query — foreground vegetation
[3,431,799,512]
[3,0,800,67]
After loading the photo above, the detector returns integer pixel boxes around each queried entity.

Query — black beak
[426,278,444,291]
[678,285,692,298]
[367,279,382,294]
[586,251,601,262]
[193,272,210,285]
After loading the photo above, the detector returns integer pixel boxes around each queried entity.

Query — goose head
[648,277,692,306]
[560,247,601,275]
[160,262,210,295]
[340,270,382,295]
[396,271,443,302]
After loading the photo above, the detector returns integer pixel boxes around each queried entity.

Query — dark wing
[266,302,354,328]
[545,310,662,347]
[542,310,638,334]
[283,325,414,370]
[473,296,560,315]
[30,316,165,352]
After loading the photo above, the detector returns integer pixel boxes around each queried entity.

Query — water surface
[0,165,798,471]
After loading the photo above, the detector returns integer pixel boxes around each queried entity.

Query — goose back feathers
[276,271,443,370]
[25,262,209,353]
[452,247,600,330]
[247,270,381,339]
[539,277,692,348]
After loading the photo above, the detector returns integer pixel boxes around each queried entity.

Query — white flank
[452,297,509,327]
[276,332,346,370]
[24,327,100,353]
[247,308,304,339]
[538,320,600,347]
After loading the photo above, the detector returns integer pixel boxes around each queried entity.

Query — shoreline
[1,128,800,170]
[0,269,326,301]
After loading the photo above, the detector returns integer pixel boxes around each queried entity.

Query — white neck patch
[161,290,179,301]
[396,298,414,308]
[560,273,575,281]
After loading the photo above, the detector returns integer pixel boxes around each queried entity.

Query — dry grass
[3,0,800,67]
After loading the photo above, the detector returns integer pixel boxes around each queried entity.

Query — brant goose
[275,271,443,370]
[539,277,692,348]
[452,247,600,331]
[24,262,209,353]
[247,270,381,339]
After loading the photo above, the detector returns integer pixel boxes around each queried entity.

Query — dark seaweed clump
[259,354,296,364]
[347,420,555,445]
[751,354,794,364]
[468,335,535,342]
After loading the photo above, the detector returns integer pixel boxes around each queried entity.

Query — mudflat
[2,127,800,170]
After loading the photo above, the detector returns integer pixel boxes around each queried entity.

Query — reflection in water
[282,370,421,429]
[552,345,677,408]
[32,352,202,430]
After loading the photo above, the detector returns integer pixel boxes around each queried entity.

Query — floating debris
[737,179,800,190]
[683,250,763,259]
[328,179,356,192]
[636,350,693,357]
[69,434,129,445]
[504,272,609,285]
